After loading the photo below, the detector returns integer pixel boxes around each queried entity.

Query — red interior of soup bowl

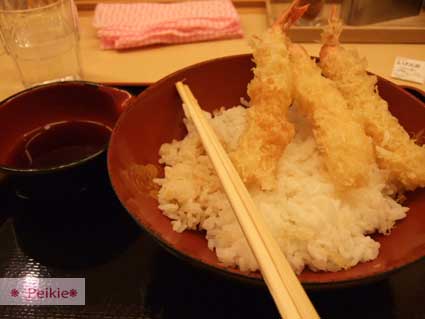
[108,54,425,288]
[0,81,133,200]
[0,81,132,171]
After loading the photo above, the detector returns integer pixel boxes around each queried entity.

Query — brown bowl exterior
[108,54,425,287]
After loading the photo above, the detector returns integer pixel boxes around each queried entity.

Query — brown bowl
[108,54,425,288]
[0,81,132,200]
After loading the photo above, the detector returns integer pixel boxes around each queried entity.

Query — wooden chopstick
[175,82,320,319]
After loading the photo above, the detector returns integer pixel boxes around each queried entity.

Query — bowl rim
[0,80,127,175]
[107,53,425,288]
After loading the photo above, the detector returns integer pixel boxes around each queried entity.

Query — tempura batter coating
[232,1,311,191]
[320,14,425,191]
[289,44,376,190]
[232,28,295,190]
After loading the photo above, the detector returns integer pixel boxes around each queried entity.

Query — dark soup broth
[5,120,112,169]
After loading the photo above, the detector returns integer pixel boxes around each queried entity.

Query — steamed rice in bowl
[154,104,408,275]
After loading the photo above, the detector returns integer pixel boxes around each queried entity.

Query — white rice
[154,105,408,274]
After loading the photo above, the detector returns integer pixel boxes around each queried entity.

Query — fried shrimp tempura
[232,29,294,191]
[320,9,425,191]
[289,44,376,190]
[231,2,307,190]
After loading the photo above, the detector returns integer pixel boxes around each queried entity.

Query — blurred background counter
[0,1,424,101]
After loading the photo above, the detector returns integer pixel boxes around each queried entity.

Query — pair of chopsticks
[175,82,320,319]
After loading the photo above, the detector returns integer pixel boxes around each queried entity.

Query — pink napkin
[93,0,243,49]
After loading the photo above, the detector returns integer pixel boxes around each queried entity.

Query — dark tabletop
[0,85,424,319]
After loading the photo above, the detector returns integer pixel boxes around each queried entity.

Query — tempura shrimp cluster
[235,1,423,194]
[257,4,375,191]
[287,42,376,191]
[320,9,425,192]
[231,2,308,190]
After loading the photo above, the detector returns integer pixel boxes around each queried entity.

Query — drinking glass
[0,0,81,87]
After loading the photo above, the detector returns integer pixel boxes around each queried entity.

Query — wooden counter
[0,7,424,101]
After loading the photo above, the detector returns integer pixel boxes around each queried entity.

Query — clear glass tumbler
[0,0,81,87]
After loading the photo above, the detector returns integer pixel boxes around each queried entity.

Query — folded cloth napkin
[93,0,243,49]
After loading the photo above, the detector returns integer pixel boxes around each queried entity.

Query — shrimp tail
[319,5,343,62]
[273,0,309,30]
[321,5,342,46]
